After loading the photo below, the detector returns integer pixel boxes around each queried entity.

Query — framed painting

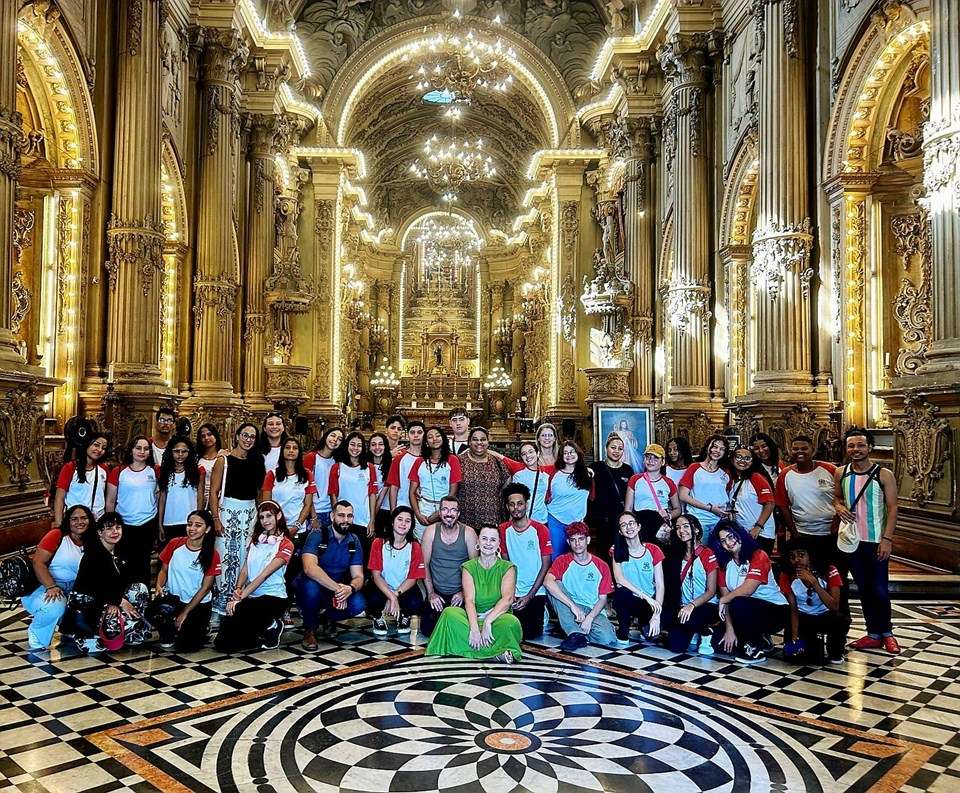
[593,403,654,471]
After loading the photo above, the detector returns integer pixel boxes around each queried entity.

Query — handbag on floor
[0,549,40,605]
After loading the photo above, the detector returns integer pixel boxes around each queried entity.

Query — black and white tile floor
[0,599,957,792]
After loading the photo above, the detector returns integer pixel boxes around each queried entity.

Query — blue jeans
[22,585,68,650]
[548,585,617,648]
[295,575,365,631]
[844,542,892,637]
[546,514,569,560]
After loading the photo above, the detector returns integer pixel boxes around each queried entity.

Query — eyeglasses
[733,454,753,462]
[238,433,257,440]
[619,520,638,529]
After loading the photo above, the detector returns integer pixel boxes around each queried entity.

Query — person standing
[259,412,288,474]
[545,441,594,559]
[367,432,394,537]
[750,433,786,486]
[678,436,732,544]
[386,420,425,511]
[156,437,203,550]
[262,437,316,534]
[448,407,471,455]
[727,446,776,554]
[664,437,693,490]
[384,415,406,453]
[834,427,900,654]
[588,433,635,559]
[304,426,344,529]
[774,435,837,566]
[489,440,553,524]
[625,443,680,544]
[420,496,478,637]
[151,408,177,465]
[499,483,552,639]
[53,433,109,523]
[105,435,159,585]
[409,427,463,541]
[207,423,266,619]
[544,522,617,652]
[457,426,510,530]
[327,431,378,559]
[195,423,227,509]
[535,422,559,468]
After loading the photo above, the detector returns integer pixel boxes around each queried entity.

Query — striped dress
[841,464,887,544]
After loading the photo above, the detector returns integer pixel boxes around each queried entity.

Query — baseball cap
[644,443,666,458]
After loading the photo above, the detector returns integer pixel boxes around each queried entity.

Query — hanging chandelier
[411,214,482,286]
[409,134,496,196]
[405,9,516,101]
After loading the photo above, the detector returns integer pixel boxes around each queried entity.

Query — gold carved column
[188,28,248,407]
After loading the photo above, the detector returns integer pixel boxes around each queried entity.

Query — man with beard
[420,496,478,637]
[498,483,552,639]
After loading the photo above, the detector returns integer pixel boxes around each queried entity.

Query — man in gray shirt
[420,495,478,636]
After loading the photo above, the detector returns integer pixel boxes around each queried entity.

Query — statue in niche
[433,343,443,368]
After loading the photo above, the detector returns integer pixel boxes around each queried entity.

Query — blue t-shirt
[302,528,363,582]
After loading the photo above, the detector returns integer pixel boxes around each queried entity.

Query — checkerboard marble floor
[0,599,957,792]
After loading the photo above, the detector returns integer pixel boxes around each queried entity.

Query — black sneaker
[397,614,412,635]
[261,619,284,650]
[735,643,766,664]
[560,632,588,652]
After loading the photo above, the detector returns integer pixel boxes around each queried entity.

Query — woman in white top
[157,437,203,550]
[328,431,378,560]
[195,423,227,509]
[214,501,293,652]
[106,435,159,585]
[368,432,394,537]
[545,441,594,559]
[535,423,559,468]
[22,505,92,650]
[304,426,344,529]
[263,437,316,534]
[259,412,287,474]
[728,446,776,553]
[678,435,732,545]
[53,433,109,524]
[409,426,463,541]
[625,444,681,538]
[490,441,553,523]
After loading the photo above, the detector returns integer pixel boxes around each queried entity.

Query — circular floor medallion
[476,728,540,754]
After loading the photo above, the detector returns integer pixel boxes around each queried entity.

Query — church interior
[1,0,960,791]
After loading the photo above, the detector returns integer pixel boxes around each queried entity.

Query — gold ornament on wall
[893,393,951,507]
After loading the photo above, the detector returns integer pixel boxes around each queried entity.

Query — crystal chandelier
[483,359,513,390]
[409,134,496,195]
[371,357,400,389]
[412,215,482,286]
[406,9,516,101]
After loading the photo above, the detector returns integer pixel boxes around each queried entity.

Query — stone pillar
[0,0,23,365]
[190,28,248,404]
[242,114,278,412]
[622,117,656,401]
[306,162,339,417]
[105,0,167,391]
[920,0,960,376]
[749,0,814,391]
[658,34,713,403]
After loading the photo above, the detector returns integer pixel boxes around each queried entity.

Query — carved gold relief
[890,210,932,374]
[0,383,47,488]
[893,393,951,506]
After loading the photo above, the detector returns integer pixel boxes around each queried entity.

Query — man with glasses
[544,522,617,652]
[151,407,177,465]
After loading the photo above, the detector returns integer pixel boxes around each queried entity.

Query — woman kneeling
[426,525,522,663]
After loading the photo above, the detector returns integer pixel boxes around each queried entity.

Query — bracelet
[753,523,762,530]
[45,585,59,591]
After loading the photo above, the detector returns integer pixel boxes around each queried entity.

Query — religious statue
[433,343,444,369]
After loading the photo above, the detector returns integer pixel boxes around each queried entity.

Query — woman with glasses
[727,446,776,554]
[157,437,203,551]
[207,423,266,620]
[713,520,788,664]
[611,512,664,645]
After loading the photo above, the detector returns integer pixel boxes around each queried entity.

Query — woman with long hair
[678,435,732,545]
[409,426,463,540]
[208,422,266,619]
[105,435,159,585]
[367,506,425,635]
[21,505,94,650]
[157,436,203,550]
[664,436,693,489]
[535,422,559,467]
[587,433,635,559]
[368,431,394,537]
[489,440,554,523]
[263,436,315,533]
[545,441,594,559]
[611,512,664,644]
[195,423,226,509]
[151,509,220,651]
[214,501,293,651]
[713,520,788,664]
[53,433,109,524]
[664,514,719,655]
[304,425,344,530]
[750,432,785,486]
[727,445,776,553]
[457,426,510,530]
[328,431,378,558]
[259,412,288,473]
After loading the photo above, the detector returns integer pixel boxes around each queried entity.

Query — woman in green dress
[426,524,523,663]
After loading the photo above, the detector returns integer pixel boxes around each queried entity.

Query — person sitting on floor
[295,500,366,651]
[779,538,850,665]
[367,506,425,636]
[214,501,293,652]
[21,505,92,651]
[664,514,719,655]
[714,520,789,665]
[426,524,522,663]
[543,521,617,652]
[498,483,552,640]
[611,512,665,646]
[150,509,220,652]
[420,496,478,637]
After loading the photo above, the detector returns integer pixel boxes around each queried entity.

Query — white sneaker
[698,634,715,656]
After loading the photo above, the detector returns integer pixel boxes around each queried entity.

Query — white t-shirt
[774,463,837,536]
[665,465,688,489]
[679,463,732,536]
[728,474,776,539]
[161,469,202,526]
[197,456,219,506]
[627,473,677,516]
[151,441,167,467]
[159,537,221,604]
[329,462,378,527]
[263,445,282,475]
[246,536,294,599]
[618,543,664,598]
[720,551,787,606]
[304,452,337,509]
[263,469,317,531]
[56,461,108,519]
[499,520,552,597]
[546,470,592,525]
[368,538,426,591]
[408,457,464,506]
[107,464,159,525]
[386,450,421,508]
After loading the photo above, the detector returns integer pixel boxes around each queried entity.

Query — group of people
[20,406,899,668]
